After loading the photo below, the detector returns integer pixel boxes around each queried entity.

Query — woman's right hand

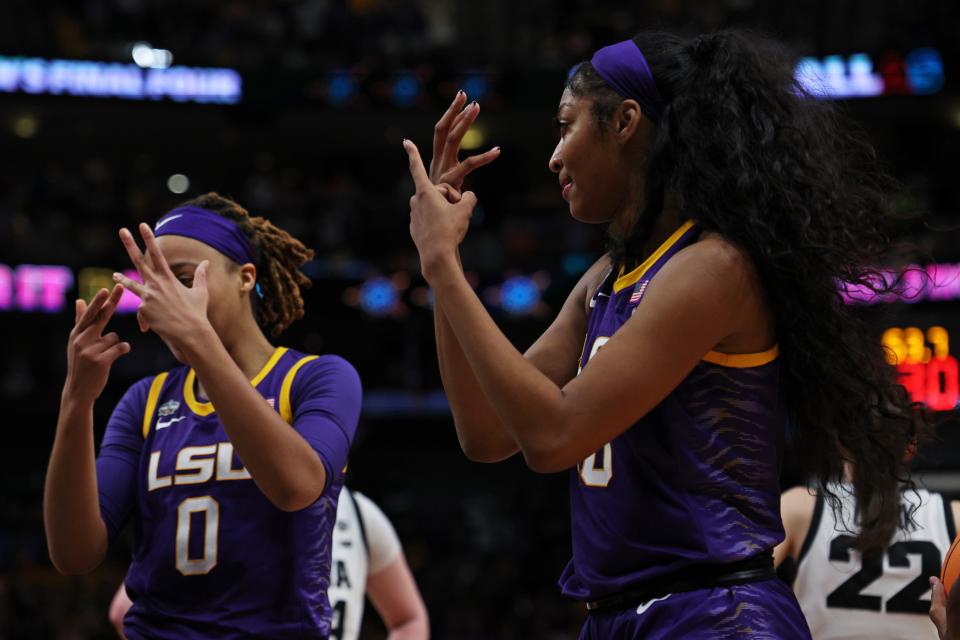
[62,285,131,407]
[428,91,501,194]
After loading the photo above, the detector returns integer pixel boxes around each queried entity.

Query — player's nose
[548,143,563,173]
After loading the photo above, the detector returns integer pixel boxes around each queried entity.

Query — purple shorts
[579,579,811,640]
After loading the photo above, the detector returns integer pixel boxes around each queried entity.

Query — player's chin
[568,201,612,225]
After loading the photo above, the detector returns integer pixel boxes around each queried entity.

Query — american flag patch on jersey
[630,280,649,303]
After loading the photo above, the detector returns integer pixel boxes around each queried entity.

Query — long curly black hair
[568,29,923,554]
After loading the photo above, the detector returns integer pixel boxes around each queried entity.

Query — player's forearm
[434,301,518,462]
[427,255,575,472]
[387,617,430,640]
[44,395,108,574]
[181,330,326,511]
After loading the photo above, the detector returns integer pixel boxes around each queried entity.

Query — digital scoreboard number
[882,326,959,411]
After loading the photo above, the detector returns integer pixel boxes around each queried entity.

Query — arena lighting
[460,125,485,150]
[0,264,143,314]
[794,47,944,99]
[326,72,357,106]
[484,273,550,317]
[13,260,960,316]
[359,277,399,315]
[883,326,959,411]
[499,276,541,315]
[391,72,421,107]
[0,264,73,313]
[131,42,173,70]
[11,113,38,138]
[0,56,242,104]
[841,263,960,305]
[166,173,190,194]
[461,74,489,101]
[77,268,142,314]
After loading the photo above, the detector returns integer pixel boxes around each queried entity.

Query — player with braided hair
[44,193,362,638]
[181,193,313,336]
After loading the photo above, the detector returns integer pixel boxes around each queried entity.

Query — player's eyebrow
[556,102,575,115]
[168,261,199,271]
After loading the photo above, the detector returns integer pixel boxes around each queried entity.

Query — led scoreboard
[882,326,959,411]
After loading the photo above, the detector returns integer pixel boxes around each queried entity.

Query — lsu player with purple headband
[402,30,919,638]
[44,193,362,638]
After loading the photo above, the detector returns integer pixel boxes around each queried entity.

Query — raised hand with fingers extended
[63,284,131,406]
[403,139,478,282]
[429,90,500,193]
[112,223,211,356]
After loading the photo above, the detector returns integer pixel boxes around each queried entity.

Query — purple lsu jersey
[559,220,787,602]
[95,347,362,639]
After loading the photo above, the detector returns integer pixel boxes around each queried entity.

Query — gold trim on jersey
[612,219,697,293]
[279,355,320,424]
[183,346,288,416]
[702,345,779,368]
[142,372,170,438]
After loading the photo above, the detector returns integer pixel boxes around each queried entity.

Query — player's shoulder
[283,348,357,373]
[284,350,361,388]
[283,350,362,412]
[782,486,818,534]
[660,232,756,288]
[782,485,818,518]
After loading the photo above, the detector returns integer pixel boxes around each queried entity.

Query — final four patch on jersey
[157,400,180,417]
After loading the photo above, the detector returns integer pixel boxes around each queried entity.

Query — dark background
[2,1,960,638]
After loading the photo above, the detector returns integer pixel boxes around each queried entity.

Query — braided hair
[179,192,314,337]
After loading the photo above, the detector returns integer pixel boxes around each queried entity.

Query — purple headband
[590,39,663,124]
[154,205,257,265]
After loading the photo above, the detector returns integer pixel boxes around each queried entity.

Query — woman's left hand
[403,139,477,282]
[113,223,212,354]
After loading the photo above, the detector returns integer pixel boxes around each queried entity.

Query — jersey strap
[611,219,697,293]
[279,355,320,424]
[141,372,169,438]
[347,489,370,558]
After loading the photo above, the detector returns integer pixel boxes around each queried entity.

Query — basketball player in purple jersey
[402,30,918,638]
[44,193,362,638]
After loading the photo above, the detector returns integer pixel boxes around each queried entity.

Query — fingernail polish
[457,89,464,97]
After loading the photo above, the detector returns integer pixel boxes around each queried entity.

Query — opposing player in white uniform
[776,481,960,639]
[109,487,429,640]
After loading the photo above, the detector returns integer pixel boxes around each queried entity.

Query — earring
[255,283,265,300]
